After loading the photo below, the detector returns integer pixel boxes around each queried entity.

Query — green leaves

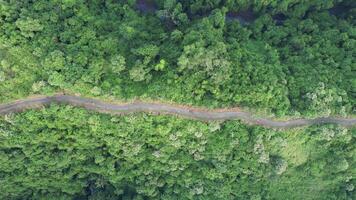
[304,82,349,117]
[0,0,354,118]
[156,0,188,26]
[15,17,43,38]
[1,106,354,199]
[154,59,166,71]
[42,50,66,71]
[48,71,66,87]
[110,55,126,74]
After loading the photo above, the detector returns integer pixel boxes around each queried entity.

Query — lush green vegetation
[0,1,355,199]
[0,105,354,199]
[0,0,355,117]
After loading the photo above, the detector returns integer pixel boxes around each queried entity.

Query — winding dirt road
[0,94,355,129]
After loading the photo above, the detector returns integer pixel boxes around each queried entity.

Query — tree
[110,55,126,74]
[129,64,150,82]
[156,0,189,26]
[178,40,231,86]
[304,82,348,117]
[15,17,43,38]
[42,50,66,71]
[48,71,66,87]
[0,71,5,82]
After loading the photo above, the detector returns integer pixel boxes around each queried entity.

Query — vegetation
[0,0,355,117]
[0,105,354,199]
[0,1,355,199]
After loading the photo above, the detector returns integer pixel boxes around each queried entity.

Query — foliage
[0,1,354,199]
[0,0,354,116]
[0,106,354,199]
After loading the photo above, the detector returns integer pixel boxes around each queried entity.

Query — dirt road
[0,94,355,129]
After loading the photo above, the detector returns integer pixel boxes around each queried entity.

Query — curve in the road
[0,94,355,129]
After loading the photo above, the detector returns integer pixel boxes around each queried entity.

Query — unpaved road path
[0,94,355,129]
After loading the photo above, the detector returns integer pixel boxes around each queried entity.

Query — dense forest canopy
[0,0,355,199]
[0,105,355,199]
[0,0,355,117]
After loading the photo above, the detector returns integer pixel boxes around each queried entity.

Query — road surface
[0,94,355,129]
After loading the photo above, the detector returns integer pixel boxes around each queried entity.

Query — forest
[0,0,354,117]
[0,105,355,199]
[0,0,355,199]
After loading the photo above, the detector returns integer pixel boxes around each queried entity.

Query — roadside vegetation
[0,0,355,117]
[0,105,354,199]
[0,1,355,199]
